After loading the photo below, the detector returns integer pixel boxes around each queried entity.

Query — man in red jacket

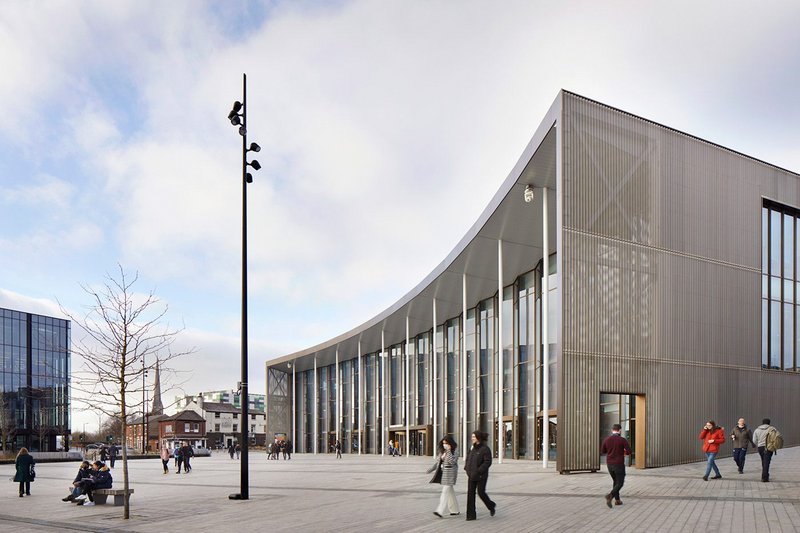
[699,420,726,480]
[601,424,632,508]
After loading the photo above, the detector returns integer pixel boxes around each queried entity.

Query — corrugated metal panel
[560,93,800,471]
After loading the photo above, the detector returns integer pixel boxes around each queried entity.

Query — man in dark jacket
[464,431,496,521]
[601,424,632,508]
[730,418,755,474]
[181,443,194,473]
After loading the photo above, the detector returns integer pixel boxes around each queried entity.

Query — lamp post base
[228,493,247,500]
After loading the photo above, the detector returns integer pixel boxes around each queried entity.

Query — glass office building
[266,91,800,472]
[0,307,70,452]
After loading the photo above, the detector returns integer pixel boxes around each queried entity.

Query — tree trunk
[121,403,130,519]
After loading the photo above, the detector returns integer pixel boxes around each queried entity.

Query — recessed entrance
[599,393,645,469]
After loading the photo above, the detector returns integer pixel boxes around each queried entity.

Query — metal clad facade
[560,92,799,471]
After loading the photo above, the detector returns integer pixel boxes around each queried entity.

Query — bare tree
[0,393,16,457]
[63,266,194,519]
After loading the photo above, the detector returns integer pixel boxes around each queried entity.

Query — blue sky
[1,1,799,432]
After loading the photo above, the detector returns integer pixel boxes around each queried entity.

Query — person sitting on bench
[75,461,113,506]
[62,461,92,502]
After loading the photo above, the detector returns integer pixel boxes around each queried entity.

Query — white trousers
[435,484,459,515]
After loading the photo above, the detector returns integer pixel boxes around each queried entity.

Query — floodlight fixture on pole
[226,72,261,501]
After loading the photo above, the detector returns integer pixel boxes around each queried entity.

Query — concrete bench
[93,488,134,506]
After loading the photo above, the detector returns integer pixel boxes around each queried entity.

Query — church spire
[150,360,164,415]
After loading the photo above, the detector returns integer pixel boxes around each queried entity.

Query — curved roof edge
[269,91,564,366]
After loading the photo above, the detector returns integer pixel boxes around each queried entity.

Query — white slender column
[313,355,318,455]
[462,273,468,459]
[292,363,296,451]
[405,316,410,457]
[432,298,438,448]
[336,347,340,447]
[542,186,550,469]
[381,329,386,456]
[374,345,379,455]
[358,339,362,455]
[498,239,504,464]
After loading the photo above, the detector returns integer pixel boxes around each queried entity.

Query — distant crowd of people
[267,439,293,460]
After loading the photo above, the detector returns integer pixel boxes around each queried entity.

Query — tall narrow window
[762,199,799,371]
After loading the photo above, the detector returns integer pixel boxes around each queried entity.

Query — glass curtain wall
[445,318,460,439]
[303,369,313,453]
[477,298,495,439]
[465,309,476,440]
[327,366,335,452]
[415,333,429,426]
[288,255,559,460]
[341,359,351,453]
[364,354,375,453]
[434,325,444,440]
[516,271,538,458]
[353,358,359,453]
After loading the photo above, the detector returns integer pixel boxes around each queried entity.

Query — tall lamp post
[227,72,261,500]
[141,357,148,454]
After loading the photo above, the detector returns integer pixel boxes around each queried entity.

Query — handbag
[29,465,36,481]
[429,461,443,484]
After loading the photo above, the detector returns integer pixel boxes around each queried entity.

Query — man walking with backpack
[753,418,783,482]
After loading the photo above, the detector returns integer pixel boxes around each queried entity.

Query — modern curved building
[266,91,800,472]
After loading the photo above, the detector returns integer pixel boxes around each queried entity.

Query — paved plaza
[1,447,800,532]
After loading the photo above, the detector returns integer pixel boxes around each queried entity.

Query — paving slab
[1,446,799,532]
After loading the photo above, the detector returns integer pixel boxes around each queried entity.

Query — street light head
[246,172,253,183]
[227,109,238,121]
[248,142,261,153]
[524,184,535,203]
[249,159,261,171]
[230,115,241,126]
[239,126,247,136]
[232,101,242,113]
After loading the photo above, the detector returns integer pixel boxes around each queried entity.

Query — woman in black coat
[14,447,35,497]
[463,431,496,521]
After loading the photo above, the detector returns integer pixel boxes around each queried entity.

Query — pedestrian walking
[335,439,342,459]
[160,446,170,474]
[109,444,117,468]
[174,444,181,466]
[600,423,632,508]
[427,436,459,518]
[286,440,293,460]
[388,439,395,456]
[99,446,108,462]
[228,443,235,459]
[753,418,783,482]
[699,420,725,480]
[464,431,496,521]
[13,447,35,497]
[730,418,755,474]
[181,443,193,473]
[175,443,184,474]
[235,443,241,459]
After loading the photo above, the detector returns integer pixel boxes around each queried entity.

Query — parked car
[193,446,211,457]
[168,445,211,457]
